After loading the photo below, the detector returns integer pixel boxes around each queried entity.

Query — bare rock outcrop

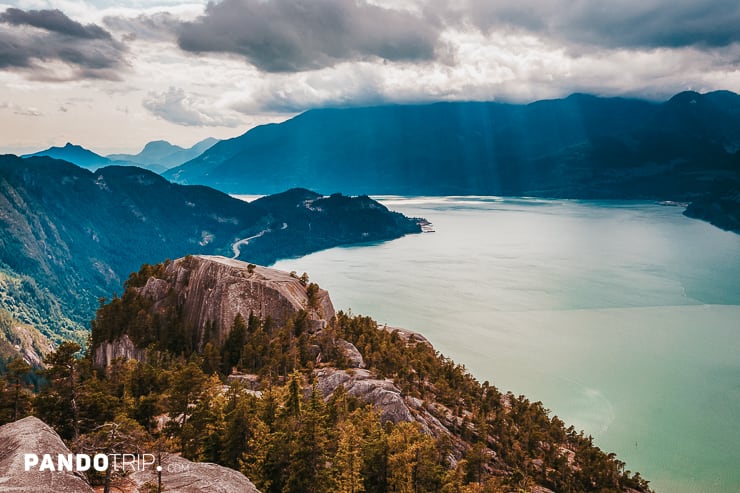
[314,368,414,423]
[93,334,146,367]
[380,325,431,347]
[143,255,334,340]
[0,416,94,493]
[94,255,335,366]
[123,453,260,493]
[336,338,365,368]
[314,368,471,460]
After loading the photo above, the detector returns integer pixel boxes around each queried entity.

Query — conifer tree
[332,421,365,493]
[35,342,82,440]
[223,313,247,373]
[0,358,33,423]
[284,371,302,418]
[202,341,221,375]
[284,386,329,493]
[182,373,226,462]
[166,361,206,448]
[221,388,257,468]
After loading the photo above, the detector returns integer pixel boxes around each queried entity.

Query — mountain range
[22,138,218,174]
[22,143,110,171]
[163,91,740,230]
[107,137,218,173]
[0,155,421,346]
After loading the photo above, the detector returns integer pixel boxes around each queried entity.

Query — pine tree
[166,361,206,449]
[240,417,271,490]
[221,389,257,468]
[332,421,365,493]
[35,342,82,440]
[354,407,389,493]
[386,421,445,493]
[223,313,247,373]
[1,358,33,423]
[182,374,226,462]
[284,387,329,493]
[202,341,222,375]
[284,371,302,418]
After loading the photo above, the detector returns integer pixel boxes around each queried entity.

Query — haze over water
[273,197,740,493]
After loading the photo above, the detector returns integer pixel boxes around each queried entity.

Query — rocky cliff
[93,334,147,368]
[0,416,94,492]
[93,255,334,366]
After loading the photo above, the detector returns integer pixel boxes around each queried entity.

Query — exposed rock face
[380,325,432,347]
[226,373,261,390]
[0,416,94,493]
[336,338,365,368]
[314,368,414,424]
[142,256,334,339]
[93,334,146,367]
[94,255,335,366]
[123,453,260,493]
[314,368,469,460]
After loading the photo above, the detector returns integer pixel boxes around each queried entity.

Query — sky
[1,0,740,155]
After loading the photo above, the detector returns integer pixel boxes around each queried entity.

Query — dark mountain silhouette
[0,155,420,342]
[22,143,110,171]
[165,91,740,231]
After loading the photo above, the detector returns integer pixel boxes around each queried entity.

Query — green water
[272,197,740,493]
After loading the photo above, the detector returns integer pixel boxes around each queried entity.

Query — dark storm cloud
[1,8,111,40]
[176,0,440,72]
[0,8,126,79]
[464,0,740,49]
[565,1,740,49]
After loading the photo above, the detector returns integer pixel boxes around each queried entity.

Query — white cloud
[143,86,244,127]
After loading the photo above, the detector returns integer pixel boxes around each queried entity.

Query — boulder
[336,339,365,368]
[0,416,94,493]
[123,453,260,493]
[380,325,431,347]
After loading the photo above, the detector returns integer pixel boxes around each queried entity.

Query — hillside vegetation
[0,260,654,493]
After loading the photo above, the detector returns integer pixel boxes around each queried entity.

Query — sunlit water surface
[271,197,740,493]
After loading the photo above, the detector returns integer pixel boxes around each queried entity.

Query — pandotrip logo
[24,453,157,473]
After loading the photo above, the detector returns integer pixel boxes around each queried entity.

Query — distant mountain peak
[22,142,110,170]
[105,137,220,174]
[141,140,184,153]
[668,90,704,105]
